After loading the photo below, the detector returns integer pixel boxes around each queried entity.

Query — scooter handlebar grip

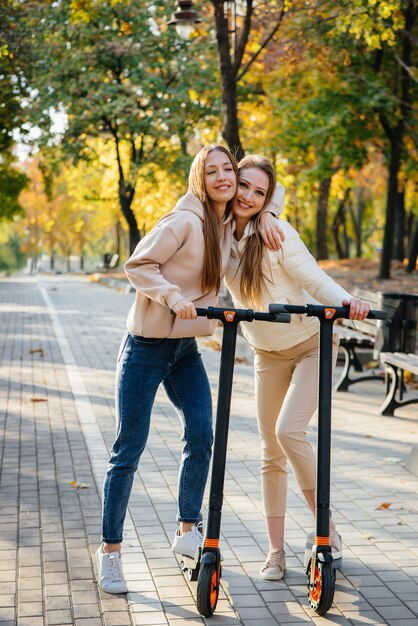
[195,307,213,318]
[269,303,306,315]
[367,309,387,320]
[254,311,291,323]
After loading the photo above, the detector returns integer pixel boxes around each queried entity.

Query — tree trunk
[222,79,244,160]
[377,0,414,277]
[393,189,405,261]
[379,141,401,279]
[213,0,245,160]
[350,188,365,258]
[332,190,350,259]
[407,216,418,273]
[115,219,121,258]
[119,180,140,255]
[316,177,332,260]
[111,127,141,255]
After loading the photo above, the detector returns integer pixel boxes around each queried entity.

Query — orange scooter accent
[204,538,219,549]
[223,310,236,322]
[315,536,330,546]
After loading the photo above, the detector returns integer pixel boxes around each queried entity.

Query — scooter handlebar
[268,303,387,321]
[195,306,291,324]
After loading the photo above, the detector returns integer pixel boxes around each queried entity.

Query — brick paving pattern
[1,275,417,626]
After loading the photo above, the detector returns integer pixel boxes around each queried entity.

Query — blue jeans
[102,332,213,544]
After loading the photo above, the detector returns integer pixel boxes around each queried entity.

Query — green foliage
[24,1,219,162]
[0,157,28,221]
[0,230,25,271]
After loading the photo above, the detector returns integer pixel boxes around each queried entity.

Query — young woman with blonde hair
[225,154,370,580]
[96,146,283,594]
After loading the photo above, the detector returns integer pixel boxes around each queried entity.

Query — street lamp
[168,1,201,40]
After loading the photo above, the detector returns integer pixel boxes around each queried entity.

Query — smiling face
[233,167,270,224]
[204,150,237,215]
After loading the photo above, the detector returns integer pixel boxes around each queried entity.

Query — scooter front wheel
[307,559,335,615]
[196,561,220,617]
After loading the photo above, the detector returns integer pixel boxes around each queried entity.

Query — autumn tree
[322,0,417,277]
[207,0,285,159]
[0,4,29,221]
[13,0,218,253]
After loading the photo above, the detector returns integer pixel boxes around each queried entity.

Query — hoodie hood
[174,191,205,220]
[173,191,233,226]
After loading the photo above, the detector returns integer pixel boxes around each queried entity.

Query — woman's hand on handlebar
[342,298,371,320]
[171,299,197,319]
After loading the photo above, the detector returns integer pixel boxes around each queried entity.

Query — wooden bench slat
[380,352,418,375]
[379,352,418,416]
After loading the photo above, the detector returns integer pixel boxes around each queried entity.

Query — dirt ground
[317,258,417,296]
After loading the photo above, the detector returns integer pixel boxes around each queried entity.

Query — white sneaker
[171,525,203,558]
[96,546,128,594]
[260,549,286,580]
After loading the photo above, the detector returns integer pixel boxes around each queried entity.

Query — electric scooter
[268,303,387,616]
[180,306,291,617]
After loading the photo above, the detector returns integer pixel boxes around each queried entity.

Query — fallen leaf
[234,356,248,364]
[376,502,391,510]
[29,348,44,357]
[202,340,221,351]
[30,397,47,403]
[69,480,90,489]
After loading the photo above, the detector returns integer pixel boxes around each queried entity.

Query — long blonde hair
[237,155,277,308]
[188,145,238,294]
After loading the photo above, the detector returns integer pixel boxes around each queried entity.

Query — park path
[1,274,417,626]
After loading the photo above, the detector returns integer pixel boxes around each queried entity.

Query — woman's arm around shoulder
[258,183,286,251]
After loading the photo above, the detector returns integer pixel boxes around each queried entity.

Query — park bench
[335,288,383,392]
[97,253,119,272]
[335,288,418,393]
[379,352,418,416]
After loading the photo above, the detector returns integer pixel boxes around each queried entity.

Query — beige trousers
[253,333,338,517]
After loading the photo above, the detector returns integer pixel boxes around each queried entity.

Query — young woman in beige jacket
[224,155,370,581]
[97,146,283,594]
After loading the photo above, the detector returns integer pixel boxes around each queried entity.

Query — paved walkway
[1,275,418,626]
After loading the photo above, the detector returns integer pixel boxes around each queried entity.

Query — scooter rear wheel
[307,560,335,615]
[196,561,220,617]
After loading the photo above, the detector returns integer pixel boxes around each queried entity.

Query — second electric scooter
[268,303,387,616]
[179,305,290,617]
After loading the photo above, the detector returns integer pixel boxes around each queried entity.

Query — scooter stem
[316,318,334,543]
[204,320,238,545]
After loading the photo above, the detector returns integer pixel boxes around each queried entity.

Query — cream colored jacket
[125,192,234,338]
[224,219,353,351]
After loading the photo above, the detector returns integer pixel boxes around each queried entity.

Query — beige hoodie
[125,192,233,338]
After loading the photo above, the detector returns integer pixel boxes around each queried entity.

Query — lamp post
[168,0,201,40]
